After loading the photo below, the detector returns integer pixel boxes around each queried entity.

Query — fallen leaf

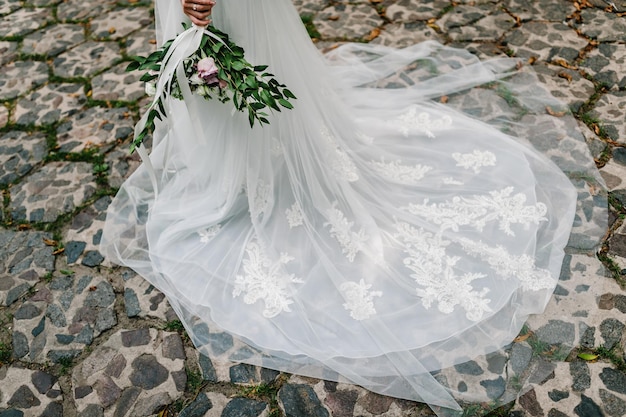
[513,332,532,343]
[43,238,57,246]
[578,353,598,361]
[363,28,381,41]
[546,106,566,117]
[557,72,573,82]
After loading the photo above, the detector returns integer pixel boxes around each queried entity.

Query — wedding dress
[100,0,606,415]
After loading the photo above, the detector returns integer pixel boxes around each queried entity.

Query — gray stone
[104,354,126,379]
[49,275,73,291]
[46,303,67,327]
[600,388,626,417]
[13,331,29,358]
[599,318,625,350]
[124,288,141,317]
[615,295,626,314]
[85,281,115,308]
[75,324,94,345]
[260,367,280,383]
[41,402,63,417]
[131,391,171,416]
[81,250,104,267]
[113,386,141,417]
[47,349,81,363]
[324,389,358,417]
[571,361,591,391]
[518,388,543,416]
[8,385,41,408]
[31,370,56,394]
[548,389,569,402]
[162,333,185,360]
[199,353,217,382]
[74,385,93,399]
[65,241,86,264]
[129,354,169,390]
[580,325,595,349]
[222,398,267,417]
[600,367,626,395]
[574,394,604,417]
[480,377,505,400]
[535,320,575,346]
[78,404,104,417]
[14,303,42,320]
[94,308,117,333]
[179,392,212,417]
[171,369,187,392]
[454,360,484,376]
[121,328,151,347]
[279,384,330,417]
[75,275,93,294]
[208,331,234,355]
[0,411,24,417]
[510,343,533,374]
[230,363,258,384]
[94,375,122,409]
[32,316,45,337]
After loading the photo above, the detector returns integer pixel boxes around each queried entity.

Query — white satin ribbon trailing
[134,24,229,199]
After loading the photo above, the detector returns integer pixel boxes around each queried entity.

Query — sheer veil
[101,0,607,415]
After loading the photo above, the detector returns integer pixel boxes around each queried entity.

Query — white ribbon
[134,24,229,199]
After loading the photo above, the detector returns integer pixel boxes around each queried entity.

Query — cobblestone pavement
[1,0,625,416]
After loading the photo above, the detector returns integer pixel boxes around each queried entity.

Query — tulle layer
[101,0,606,414]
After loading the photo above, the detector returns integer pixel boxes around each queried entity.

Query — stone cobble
[0,1,625,417]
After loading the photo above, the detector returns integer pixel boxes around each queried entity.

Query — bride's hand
[181,0,216,26]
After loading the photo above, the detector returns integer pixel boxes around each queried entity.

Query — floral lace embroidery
[370,158,433,185]
[325,202,369,262]
[198,225,221,243]
[442,177,464,185]
[402,187,548,236]
[285,202,304,228]
[321,126,359,182]
[394,105,452,138]
[340,279,382,320]
[394,222,492,321]
[233,240,304,318]
[249,180,272,219]
[459,238,554,291]
[356,131,374,144]
[452,150,496,174]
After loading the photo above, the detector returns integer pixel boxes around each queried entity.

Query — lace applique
[459,239,554,291]
[285,202,304,228]
[198,225,221,243]
[325,202,369,262]
[394,105,452,138]
[370,158,433,185]
[321,126,359,182]
[233,240,304,318]
[249,180,272,219]
[356,131,374,144]
[394,222,492,321]
[402,187,548,236]
[452,150,496,174]
[442,177,464,185]
[340,279,382,321]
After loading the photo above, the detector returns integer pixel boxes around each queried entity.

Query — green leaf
[577,353,598,361]
[283,89,296,99]
[231,61,245,71]
[253,65,268,72]
[212,42,223,53]
[250,102,266,110]
[279,99,293,109]
[126,60,142,72]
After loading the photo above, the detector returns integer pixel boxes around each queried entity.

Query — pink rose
[197,57,218,79]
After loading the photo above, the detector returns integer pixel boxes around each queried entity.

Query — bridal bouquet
[126,23,296,152]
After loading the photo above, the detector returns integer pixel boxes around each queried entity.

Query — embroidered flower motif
[442,177,464,185]
[340,279,382,320]
[370,158,433,185]
[393,105,452,138]
[452,150,496,174]
[249,180,272,219]
[393,222,492,321]
[459,238,555,291]
[324,202,369,262]
[402,187,548,236]
[233,240,304,318]
[321,126,359,182]
[198,225,221,243]
[285,202,304,228]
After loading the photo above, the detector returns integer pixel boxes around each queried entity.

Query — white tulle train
[101,0,605,414]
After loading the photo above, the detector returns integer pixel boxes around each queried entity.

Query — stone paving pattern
[1,0,625,416]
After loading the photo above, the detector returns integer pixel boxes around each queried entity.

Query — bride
[101,0,605,415]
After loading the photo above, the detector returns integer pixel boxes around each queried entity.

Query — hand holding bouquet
[126,23,296,152]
